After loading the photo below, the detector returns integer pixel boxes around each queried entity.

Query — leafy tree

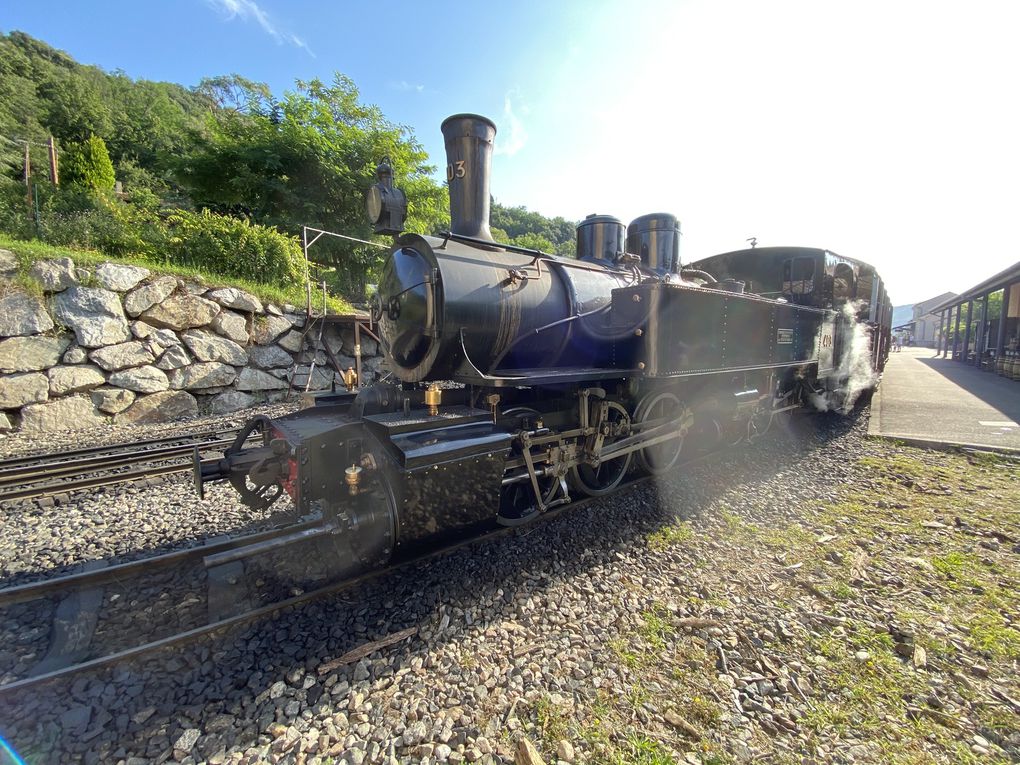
[197,74,275,115]
[491,201,576,257]
[38,70,112,142]
[60,135,116,191]
[176,74,448,294]
[510,231,555,252]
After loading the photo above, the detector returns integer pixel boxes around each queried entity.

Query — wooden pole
[48,136,59,186]
[23,141,32,210]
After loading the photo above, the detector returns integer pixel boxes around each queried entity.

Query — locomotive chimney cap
[440,113,498,135]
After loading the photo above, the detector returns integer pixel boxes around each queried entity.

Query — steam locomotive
[195,114,891,581]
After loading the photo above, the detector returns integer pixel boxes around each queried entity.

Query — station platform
[869,347,1020,452]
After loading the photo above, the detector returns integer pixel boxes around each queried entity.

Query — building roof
[913,291,957,316]
[928,261,1020,314]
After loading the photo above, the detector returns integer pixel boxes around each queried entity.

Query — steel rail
[0,462,197,502]
[0,439,236,486]
[0,430,236,471]
[0,446,733,697]
[0,519,323,607]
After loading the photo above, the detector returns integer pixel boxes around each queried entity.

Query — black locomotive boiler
[195,113,891,582]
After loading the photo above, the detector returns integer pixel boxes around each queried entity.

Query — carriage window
[783,257,815,295]
[832,263,855,302]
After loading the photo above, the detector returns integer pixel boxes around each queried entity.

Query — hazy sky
[5,0,1019,304]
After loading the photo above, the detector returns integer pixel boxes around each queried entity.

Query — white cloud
[206,0,315,57]
[389,80,426,93]
[494,92,528,157]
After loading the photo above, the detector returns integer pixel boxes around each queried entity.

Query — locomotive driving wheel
[569,400,632,497]
[498,407,561,525]
[634,391,689,476]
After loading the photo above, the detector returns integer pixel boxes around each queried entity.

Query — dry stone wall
[0,250,385,433]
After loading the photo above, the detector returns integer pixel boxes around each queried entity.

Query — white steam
[810,301,878,413]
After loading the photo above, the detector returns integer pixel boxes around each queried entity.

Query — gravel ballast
[0,404,1017,764]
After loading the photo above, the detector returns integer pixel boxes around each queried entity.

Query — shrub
[163,209,305,286]
[35,188,163,258]
[60,135,116,192]
[0,180,35,240]
[2,183,306,290]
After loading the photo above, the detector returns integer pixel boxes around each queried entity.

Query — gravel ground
[0,403,301,585]
[0,404,1017,765]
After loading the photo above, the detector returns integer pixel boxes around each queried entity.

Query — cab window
[783,257,815,295]
[832,263,855,302]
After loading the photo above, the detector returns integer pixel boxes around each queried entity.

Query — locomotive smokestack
[441,114,496,241]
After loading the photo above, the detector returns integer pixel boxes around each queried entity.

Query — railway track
[0,445,733,698]
[0,430,247,503]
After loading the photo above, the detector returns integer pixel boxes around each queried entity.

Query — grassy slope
[0,233,354,315]
[519,444,1019,765]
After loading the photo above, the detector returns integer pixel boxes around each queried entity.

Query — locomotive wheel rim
[569,401,632,497]
[634,391,685,476]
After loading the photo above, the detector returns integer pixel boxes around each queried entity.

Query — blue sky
[4,0,1020,304]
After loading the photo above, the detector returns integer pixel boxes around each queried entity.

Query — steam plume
[810,301,878,413]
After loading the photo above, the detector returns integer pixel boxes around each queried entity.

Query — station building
[927,261,1020,376]
[894,292,956,347]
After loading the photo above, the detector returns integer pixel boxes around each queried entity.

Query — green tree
[510,231,555,252]
[38,71,112,142]
[491,201,576,257]
[176,74,448,295]
[61,135,116,191]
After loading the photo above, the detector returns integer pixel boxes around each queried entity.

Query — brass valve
[425,383,442,416]
[345,464,362,496]
[341,366,358,391]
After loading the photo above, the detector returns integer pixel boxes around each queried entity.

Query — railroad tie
[205,535,255,622]
[28,558,107,677]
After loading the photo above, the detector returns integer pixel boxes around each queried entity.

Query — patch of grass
[827,580,855,601]
[759,523,815,550]
[931,551,974,581]
[965,449,1010,467]
[11,272,45,298]
[0,232,354,314]
[638,606,675,652]
[966,613,1020,659]
[531,694,570,744]
[609,637,647,669]
[625,683,650,712]
[612,735,676,765]
[719,510,756,536]
[859,454,928,480]
[679,695,720,727]
[647,521,693,551]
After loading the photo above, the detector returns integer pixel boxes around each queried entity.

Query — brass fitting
[425,383,442,416]
[486,393,501,423]
[341,366,358,391]
[344,464,362,496]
